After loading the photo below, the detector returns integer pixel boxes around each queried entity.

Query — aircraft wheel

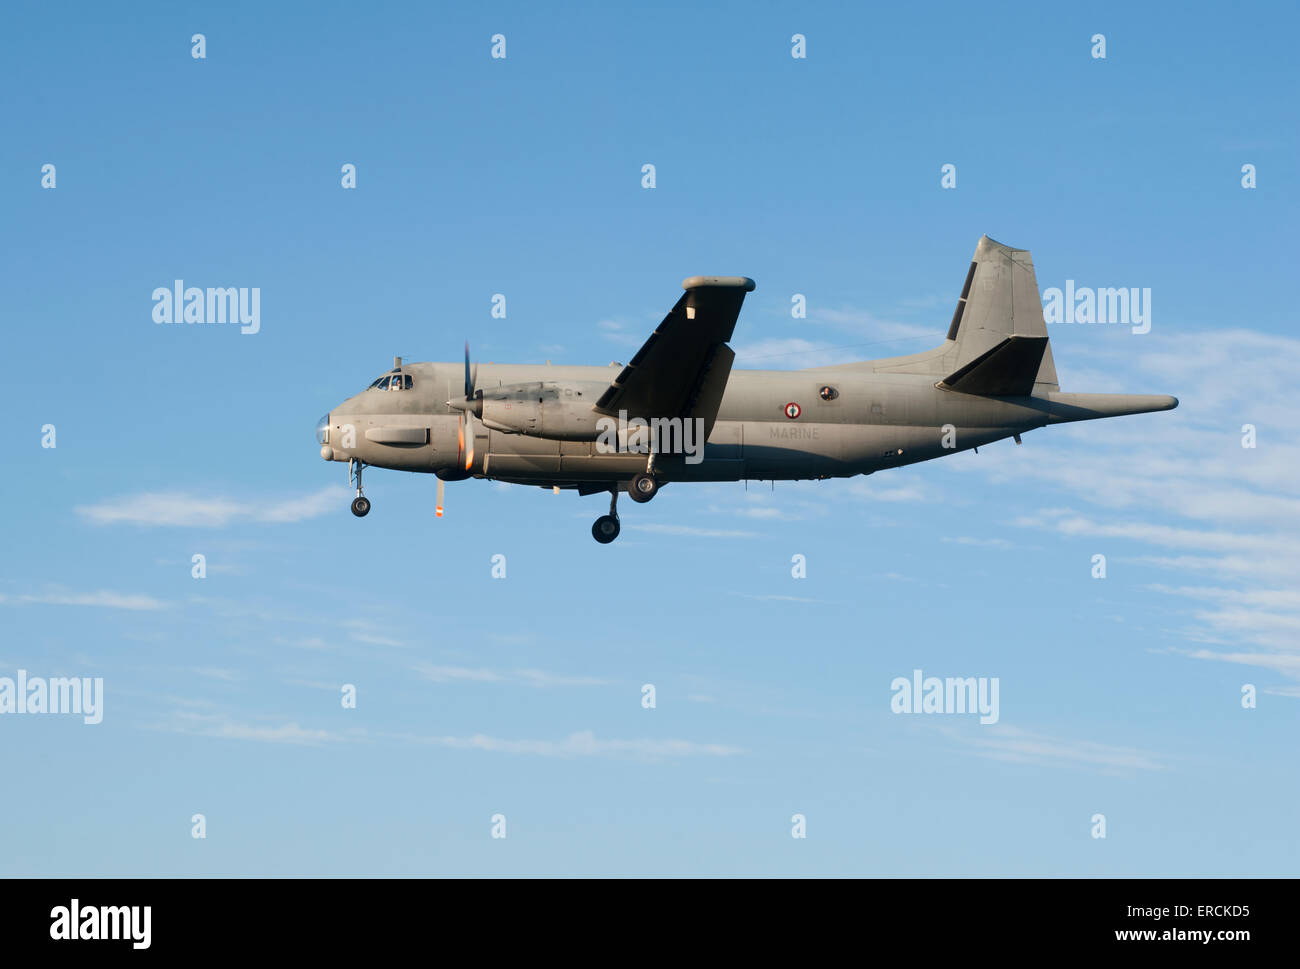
[592,515,620,543]
[628,472,659,503]
[351,496,371,518]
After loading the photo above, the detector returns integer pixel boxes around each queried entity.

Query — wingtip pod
[1046,393,1179,423]
[682,275,756,292]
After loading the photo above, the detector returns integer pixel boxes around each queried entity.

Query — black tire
[628,472,659,503]
[351,496,371,518]
[591,515,620,543]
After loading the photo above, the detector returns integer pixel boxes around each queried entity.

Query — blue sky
[2,0,1297,875]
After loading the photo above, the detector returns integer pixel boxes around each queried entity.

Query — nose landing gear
[349,459,371,517]
[592,488,620,543]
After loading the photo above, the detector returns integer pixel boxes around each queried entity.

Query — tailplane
[937,335,1048,396]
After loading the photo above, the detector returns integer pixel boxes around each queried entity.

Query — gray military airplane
[315,236,1176,542]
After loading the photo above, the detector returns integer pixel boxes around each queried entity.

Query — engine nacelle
[477,381,606,441]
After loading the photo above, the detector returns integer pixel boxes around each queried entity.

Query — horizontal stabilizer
[938,335,1048,397]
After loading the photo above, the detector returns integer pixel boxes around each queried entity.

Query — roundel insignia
[784,402,801,419]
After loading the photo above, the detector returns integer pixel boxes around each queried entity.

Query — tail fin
[868,235,1059,393]
[944,235,1058,391]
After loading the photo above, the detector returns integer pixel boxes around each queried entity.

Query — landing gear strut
[592,488,620,544]
[349,459,371,517]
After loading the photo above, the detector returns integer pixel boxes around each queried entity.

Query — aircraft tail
[868,235,1060,393]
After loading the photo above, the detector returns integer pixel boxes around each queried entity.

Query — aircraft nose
[316,413,335,460]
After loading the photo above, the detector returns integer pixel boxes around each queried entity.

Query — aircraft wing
[593,276,755,436]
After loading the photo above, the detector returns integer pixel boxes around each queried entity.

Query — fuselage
[316,360,1175,487]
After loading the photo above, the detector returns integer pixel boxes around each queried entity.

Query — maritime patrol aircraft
[314,236,1177,542]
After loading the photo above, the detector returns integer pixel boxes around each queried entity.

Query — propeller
[435,477,445,518]
[463,341,477,400]
[448,341,483,480]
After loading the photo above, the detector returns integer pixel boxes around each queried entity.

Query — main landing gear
[627,451,661,504]
[349,459,371,517]
[628,471,660,503]
[592,488,620,544]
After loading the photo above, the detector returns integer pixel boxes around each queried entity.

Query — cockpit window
[368,374,412,391]
[373,376,391,390]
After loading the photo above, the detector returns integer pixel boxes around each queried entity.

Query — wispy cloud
[401,729,743,759]
[0,590,167,611]
[163,711,352,746]
[732,592,828,604]
[412,663,608,688]
[844,478,932,503]
[942,536,1012,549]
[76,486,347,528]
[627,523,757,538]
[596,318,640,348]
[733,304,939,368]
[958,328,1300,681]
[191,667,241,682]
[159,712,737,760]
[949,724,1164,772]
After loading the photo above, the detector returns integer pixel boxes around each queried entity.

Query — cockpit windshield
[367,374,412,391]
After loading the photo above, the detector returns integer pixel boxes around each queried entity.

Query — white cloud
[161,713,738,759]
[76,486,347,528]
[627,523,757,538]
[163,711,349,746]
[951,327,1300,680]
[513,668,609,688]
[412,663,608,688]
[406,729,743,759]
[844,478,931,503]
[733,303,939,369]
[950,724,1164,772]
[942,536,1013,549]
[192,667,240,682]
[732,593,828,604]
[413,664,504,684]
[0,590,167,611]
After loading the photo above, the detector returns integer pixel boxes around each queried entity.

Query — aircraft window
[819,385,839,401]
[374,376,391,390]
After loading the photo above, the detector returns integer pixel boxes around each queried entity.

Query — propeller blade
[435,477,445,518]
[463,342,474,399]
[464,411,475,470]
